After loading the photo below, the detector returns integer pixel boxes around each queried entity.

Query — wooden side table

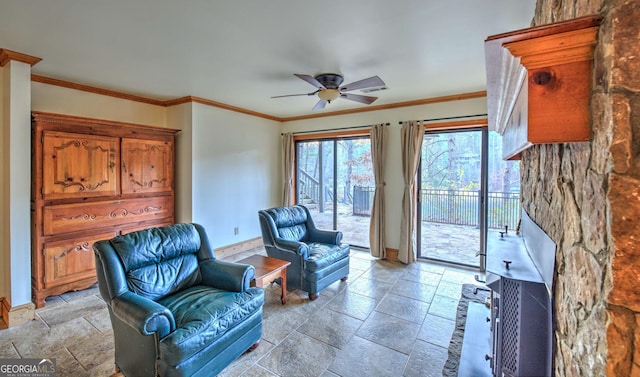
[236,255,291,304]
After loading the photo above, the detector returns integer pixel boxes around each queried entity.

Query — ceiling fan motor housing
[315,73,344,89]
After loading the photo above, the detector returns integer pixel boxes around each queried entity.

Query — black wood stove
[485,210,556,377]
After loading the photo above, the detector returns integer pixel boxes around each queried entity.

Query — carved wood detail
[43,198,171,236]
[43,232,116,288]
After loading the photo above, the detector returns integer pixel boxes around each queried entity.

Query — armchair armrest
[274,238,309,259]
[308,228,343,245]
[111,291,175,338]
[200,259,255,292]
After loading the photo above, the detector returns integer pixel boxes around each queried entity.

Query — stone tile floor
[0,247,479,377]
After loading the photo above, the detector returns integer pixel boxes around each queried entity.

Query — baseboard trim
[215,237,263,259]
[1,298,35,328]
[385,248,399,262]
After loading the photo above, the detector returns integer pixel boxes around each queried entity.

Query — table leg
[281,269,287,305]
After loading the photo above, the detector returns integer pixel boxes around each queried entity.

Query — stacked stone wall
[522,0,640,375]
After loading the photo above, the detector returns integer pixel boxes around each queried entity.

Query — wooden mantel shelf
[485,16,602,160]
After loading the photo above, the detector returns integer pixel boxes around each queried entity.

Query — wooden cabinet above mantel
[485,16,601,160]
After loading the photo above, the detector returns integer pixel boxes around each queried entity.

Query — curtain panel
[369,124,388,258]
[399,121,424,264]
[282,132,295,206]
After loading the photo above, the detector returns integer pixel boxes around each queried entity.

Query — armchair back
[97,223,213,302]
[260,205,311,243]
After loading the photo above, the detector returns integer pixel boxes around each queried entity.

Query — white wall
[167,102,193,223]
[31,82,166,126]
[191,103,281,248]
[281,97,487,250]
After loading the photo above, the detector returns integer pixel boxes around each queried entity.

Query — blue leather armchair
[258,205,350,300]
[93,223,264,377]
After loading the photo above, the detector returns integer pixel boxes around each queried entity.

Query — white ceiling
[0,0,536,119]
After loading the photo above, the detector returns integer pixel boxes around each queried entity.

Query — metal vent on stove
[501,278,522,375]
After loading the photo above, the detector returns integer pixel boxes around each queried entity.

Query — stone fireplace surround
[523,0,639,375]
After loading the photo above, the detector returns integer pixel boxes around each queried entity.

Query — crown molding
[31,74,166,106]
[165,96,282,122]
[30,73,487,123]
[0,49,42,67]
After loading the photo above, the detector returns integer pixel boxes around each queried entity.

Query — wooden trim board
[0,298,8,329]
[0,298,35,328]
[385,248,400,262]
[0,48,42,67]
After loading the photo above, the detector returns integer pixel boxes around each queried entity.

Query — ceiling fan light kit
[272,73,386,110]
[318,89,341,102]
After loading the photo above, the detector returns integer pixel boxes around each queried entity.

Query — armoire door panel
[43,232,117,288]
[121,138,173,194]
[43,197,173,236]
[42,131,119,200]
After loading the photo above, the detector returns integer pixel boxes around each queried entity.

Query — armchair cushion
[306,243,350,272]
[158,285,263,366]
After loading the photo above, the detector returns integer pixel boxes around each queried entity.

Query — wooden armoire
[31,112,180,308]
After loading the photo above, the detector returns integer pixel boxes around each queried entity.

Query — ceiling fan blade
[312,99,328,111]
[271,91,317,99]
[294,74,325,89]
[339,76,385,92]
[341,93,378,105]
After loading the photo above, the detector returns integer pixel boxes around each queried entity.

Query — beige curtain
[369,124,388,258]
[398,121,424,264]
[282,132,295,206]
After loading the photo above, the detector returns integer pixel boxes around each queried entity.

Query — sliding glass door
[417,127,521,269]
[295,137,373,248]
[417,128,485,267]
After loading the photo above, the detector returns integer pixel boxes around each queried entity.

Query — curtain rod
[281,123,390,136]
[398,113,487,125]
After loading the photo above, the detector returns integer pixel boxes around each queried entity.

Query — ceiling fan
[271,73,386,111]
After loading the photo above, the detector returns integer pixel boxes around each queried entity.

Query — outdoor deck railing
[298,169,336,211]
[353,186,375,216]
[353,186,520,230]
[298,169,320,204]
